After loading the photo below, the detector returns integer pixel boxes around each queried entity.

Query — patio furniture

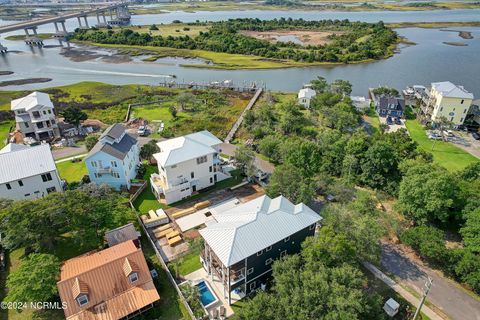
[153,223,172,233]
[166,230,180,239]
[167,235,182,246]
[220,306,226,319]
[155,227,174,238]
[172,207,196,219]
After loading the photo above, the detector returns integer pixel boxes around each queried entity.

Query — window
[265,258,273,266]
[6,183,11,190]
[257,250,263,256]
[309,224,316,230]
[463,109,467,114]
[46,187,56,194]
[171,165,177,169]
[265,246,272,252]
[250,281,256,290]
[440,107,443,111]
[24,122,29,128]
[460,118,464,123]
[247,268,254,275]
[129,272,139,283]
[461,99,464,104]
[450,117,454,121]
[76,294,89,307]
[18,180,23,187]
[190,172,194,179]
[91,161,97,167]
[51,119,55,124]
[284,236,290,242]
[24,193,30,197]
[210,177,213,183]
[196,156,207,165]
[209,166,212,172]
[113,172,120,178]
[111,161,117,167]
[280,250,287,258]
[48,109,52,114]
[41,173,52,182]
[37,122,44,129]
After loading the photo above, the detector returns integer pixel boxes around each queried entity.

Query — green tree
[460,208,480,252]
[84,134,99,151]
[149,24,159,31]
[234,145,256,178]
[267,163,315,204]
[175,92,197,111]
[140,140,160,160]
[397,161,459,224]
[169,105,177,119]
[400,226,447,263]
[310,76,328,93]
[61,106,88,130]
[5,253,60,303]
[330,79,352,96]
[278,101,307,135]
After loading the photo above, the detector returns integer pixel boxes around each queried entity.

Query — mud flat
[60,47,133,63]
[0,78,52,87]
[0,71,14,76]
[443,41,468,46]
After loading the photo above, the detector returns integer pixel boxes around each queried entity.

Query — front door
[192,185,197,192]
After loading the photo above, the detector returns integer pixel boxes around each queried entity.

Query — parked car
[255,170,269,181]
[395,117,402,125]
[137,126,147,136]
[446,130,455,137]
[386,116,393,125]
[472,132,480,140]
[428,132,442,140]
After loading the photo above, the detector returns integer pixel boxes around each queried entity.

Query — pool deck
[185,268,235,318]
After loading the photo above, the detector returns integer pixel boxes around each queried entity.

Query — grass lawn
[133,165,166,214]
[168,243,202,278]
[56,159,88,182]
[0,120,14,147]
[405,119,479,172]
[363,105,381,133]
[126,24,210,37]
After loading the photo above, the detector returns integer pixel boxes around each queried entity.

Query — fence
[158,80,266,93]
[124,99,171,123]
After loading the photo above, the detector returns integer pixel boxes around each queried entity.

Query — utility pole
[413,277,433,320]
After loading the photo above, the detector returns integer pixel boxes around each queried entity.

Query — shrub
[400,226,447,263]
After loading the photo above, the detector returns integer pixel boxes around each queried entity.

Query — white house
[11,92,60,141]
[0,143,63,200]
[298,87,316,108]
[150,130,230,204]
[85,124,139,190]
[423,81,474,126]
[350,96,371,111]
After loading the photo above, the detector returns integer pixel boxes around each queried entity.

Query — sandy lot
[241,29,344,46]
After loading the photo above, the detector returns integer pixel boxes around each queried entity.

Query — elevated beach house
[199,195,321,305]
[85,124,139,190]
[150,130,230,204]
[11,91,60,142]
[0,143,63,200]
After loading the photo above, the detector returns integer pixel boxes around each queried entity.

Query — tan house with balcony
[11,92,60,141]
[57,240,160,320]
[421,81,474,126]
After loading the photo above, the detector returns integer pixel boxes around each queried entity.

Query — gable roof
[105,223,139,247]
[86,125,137,161]
[431,81,474,99]
[57,240,160,320]
[377,96,405,111]
[11,91,54,111]
[199,195,321,267]
[298,88,316,99]
[153,130,221,167]
[0,143,57,184]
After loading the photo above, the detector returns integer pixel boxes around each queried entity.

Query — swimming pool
[196,280,218,307]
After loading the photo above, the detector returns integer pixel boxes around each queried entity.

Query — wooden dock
[158,80,265,93]
[224,88,263,143]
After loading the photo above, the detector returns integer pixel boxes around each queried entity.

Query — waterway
[0,9,479,96]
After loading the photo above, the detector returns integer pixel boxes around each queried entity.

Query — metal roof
[153,130,222,167]
[199,195,322,267]
[105,223,139,247]
[298,87,316,99]
[11,91,54,111]
[0,143,57,184]
[431,81,474,99]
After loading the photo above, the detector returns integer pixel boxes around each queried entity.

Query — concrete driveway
[379,116,407,133]
[381,243,480,320]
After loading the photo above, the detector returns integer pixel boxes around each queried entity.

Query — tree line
[71,18,398,63]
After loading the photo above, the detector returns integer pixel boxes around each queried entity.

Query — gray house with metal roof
[199,195,321,305]
[85,124,139,190]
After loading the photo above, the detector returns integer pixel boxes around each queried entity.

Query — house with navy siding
[199,195,321,305]
[85,124,139,190]
[375,96,405,118]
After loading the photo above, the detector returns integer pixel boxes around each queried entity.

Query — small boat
[169,74,177,78]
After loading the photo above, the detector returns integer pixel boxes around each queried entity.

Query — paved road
[52,145,87,160]
[219,143,274,174]
[381,243,480,320]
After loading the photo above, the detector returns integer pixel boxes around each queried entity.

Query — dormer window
[76,294,89,307]
[129,272,139,283]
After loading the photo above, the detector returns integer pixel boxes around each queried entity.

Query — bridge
[0,2,130,52]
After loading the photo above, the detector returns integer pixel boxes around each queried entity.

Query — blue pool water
[197,281,216,306]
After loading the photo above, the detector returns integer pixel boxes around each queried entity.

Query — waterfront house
[199,195,321,305]
[421,81,474,126]
[350,96,371,111]
[11,92,60,142]
[150,130,230,204]
[376,96,405,118]
[57,240,160,320]
[85,124,139,190]
[298,86,316,108]
[0,143,63,200]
